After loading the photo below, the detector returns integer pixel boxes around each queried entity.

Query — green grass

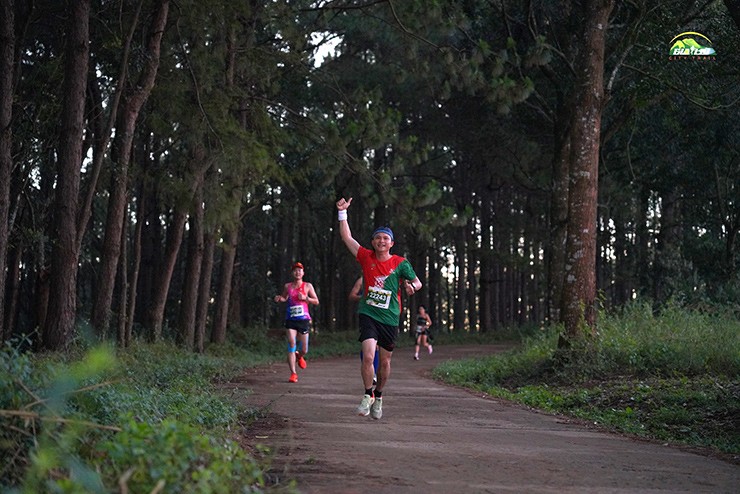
[4,302,737,491]
[432,302,740,457]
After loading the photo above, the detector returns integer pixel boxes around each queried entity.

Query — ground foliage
[2,302,738,491]
[0,339,276,493]
[433,301,740,459]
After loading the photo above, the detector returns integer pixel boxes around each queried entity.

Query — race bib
[365,285,392,309]
[289,305,305,318]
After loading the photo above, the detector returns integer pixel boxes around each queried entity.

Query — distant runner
[274,262,319,383]
[413,305,433,360]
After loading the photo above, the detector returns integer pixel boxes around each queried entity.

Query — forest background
[0,0,738,352]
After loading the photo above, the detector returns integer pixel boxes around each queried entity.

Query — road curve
[228,344,739,493]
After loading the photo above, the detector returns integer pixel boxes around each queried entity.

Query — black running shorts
[285,319,311,334]
[359,314,398,352]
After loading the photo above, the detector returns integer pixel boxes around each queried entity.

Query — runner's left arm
[404,277,422,296]
[305,283,320,305]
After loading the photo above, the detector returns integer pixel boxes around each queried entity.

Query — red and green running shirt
[356,246,418,327]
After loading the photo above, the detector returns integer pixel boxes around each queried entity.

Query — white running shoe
[428,345,433,355]
[357,394,374,416]
[370,397,383,420]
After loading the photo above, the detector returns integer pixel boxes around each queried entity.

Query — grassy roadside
[432,302,740,461]
[2,303,737,491]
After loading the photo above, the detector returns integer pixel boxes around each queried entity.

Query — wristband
[338,210,347,221]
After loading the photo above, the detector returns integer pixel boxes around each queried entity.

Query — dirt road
[228,344,739,493]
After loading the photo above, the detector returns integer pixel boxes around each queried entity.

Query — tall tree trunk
[195,231,216,353]
[453,227,467,331]
[466,221,478,331]
[713,161,738,280]
[116,206,129,347]
[596,211,607,303]
[178,173,205,349]
[91,0,169,338]
[0,0,15,341]
[635,188,651,298]
[507,234,516,325]
[653,190,682,304]
[211,218,239,344]
[531,237,542,323]
[147,209,188,340]
[75,0,143,258]
[92,130,129,338]
[4,240,22,338]
[123,190,145,348]
[560,0,615,342]
[136,177,161,324]
[42,0,90,350]
[428,245,441,332]
[613,212,629,306]
[547,109,572,325]
[479,198,494,332]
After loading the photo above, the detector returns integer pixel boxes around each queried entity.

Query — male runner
[336,197,422,419]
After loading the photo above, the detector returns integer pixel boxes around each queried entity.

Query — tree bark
[195,231,216,353]
[0,0,15,341]
[147,209,188,340]
[4,240,21,338]
[466,220,478,331]
[453,226,467,331]
[613,210,630,306]
[116,205,129,347]
[123,189,145,348]
[91,0,169,338]
[478,198,494,332]
[635,188,651,297]
[653,190,682,304]
[428,245,441,333]
[42,0,90,350]
[211,219,239,344]
[177,171,205,349]
[547,113,571,325]
[75,0,143,258]
[560,0,615,342]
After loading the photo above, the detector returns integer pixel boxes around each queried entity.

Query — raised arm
[336,197,360,257]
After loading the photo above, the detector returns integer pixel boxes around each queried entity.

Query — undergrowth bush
[0,337,273,492]
[99,418,264,493]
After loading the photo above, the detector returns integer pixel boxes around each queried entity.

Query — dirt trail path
[228,344,738,493]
